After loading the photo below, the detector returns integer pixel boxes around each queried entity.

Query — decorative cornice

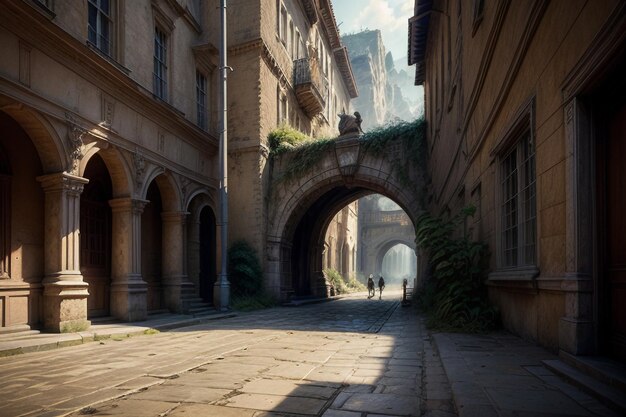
[333,46,358,98]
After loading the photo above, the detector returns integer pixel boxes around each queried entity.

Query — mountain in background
[341,29,421,130]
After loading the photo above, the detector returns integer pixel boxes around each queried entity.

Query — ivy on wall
[267,118,426,185]
[415,206,499,332]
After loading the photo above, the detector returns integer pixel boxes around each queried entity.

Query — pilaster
[162,211,187,313]
[559,98,595,355]
[109,198,149,321]
[37,172,90,333]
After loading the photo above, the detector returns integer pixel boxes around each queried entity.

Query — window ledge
[488,266,540,282]
[86,42,131,76]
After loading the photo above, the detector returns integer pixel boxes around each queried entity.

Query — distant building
[410,0,626,363]
[323,204,358,281]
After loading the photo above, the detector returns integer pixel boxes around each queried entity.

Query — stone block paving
[1,290,616,417]
[433,332,619,417]
[0,291,434,417]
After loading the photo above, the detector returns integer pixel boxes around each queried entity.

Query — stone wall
[416,0,623,354]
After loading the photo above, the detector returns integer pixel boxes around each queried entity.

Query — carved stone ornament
[133,150,145,189]
[180,176,189,200]
[65,112,87,175]
[338,112,363,137]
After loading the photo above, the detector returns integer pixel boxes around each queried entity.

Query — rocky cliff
[341,30,420,129]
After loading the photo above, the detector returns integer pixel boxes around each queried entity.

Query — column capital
[37,172,89,194]
[109,198,149,214]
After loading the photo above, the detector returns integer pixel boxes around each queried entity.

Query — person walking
[367,274,375,298]
[378,275,385,299]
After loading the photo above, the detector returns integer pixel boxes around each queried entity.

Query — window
[499,132,536,268]
[153,27,168,100]
[295,30,302,59]
[277,87,288,124]
[279,4,287,43]
[289,20,295,56]
[196,70,208,130]
[88,0,112,55]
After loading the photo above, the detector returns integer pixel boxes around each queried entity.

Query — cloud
[345,0,410,60]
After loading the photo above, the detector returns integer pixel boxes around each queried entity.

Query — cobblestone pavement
[0,290,453,417]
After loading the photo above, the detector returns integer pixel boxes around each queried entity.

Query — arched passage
[141,171,184,313]
[80,154,113,317]
[379,242,417,286]
[266,133,427,301]
[275,184,418,299]
[0,110,47,328]
[186,193,217,304]
[142,181,164,311]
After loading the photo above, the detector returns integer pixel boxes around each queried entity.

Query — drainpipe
[214,0,231,311]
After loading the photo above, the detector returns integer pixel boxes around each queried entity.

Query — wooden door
[605,104,626,362]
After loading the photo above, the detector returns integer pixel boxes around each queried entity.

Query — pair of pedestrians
[367,274,385,299]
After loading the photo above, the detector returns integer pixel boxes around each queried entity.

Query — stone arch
[374,238,416,273]
[141,167,181,212]
[80,144,132,197]
[268,179,420,300]
[0,108,48,328]
[0,101,65,173]
[186,191,217,303]
[266,135,427,300]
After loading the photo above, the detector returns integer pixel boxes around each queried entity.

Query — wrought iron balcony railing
[293,57,328,116]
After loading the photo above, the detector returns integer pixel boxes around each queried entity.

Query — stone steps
[543,358,626,415]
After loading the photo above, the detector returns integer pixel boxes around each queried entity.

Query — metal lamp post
[214,0,231,310]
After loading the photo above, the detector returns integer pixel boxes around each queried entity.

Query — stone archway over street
[266,129,427,301]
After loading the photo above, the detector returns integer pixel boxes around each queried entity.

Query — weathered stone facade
[0,0,224,332]
[410,0,626,362]
[0,0,358,332]
[227,0,358,287]
[323,203,358,280]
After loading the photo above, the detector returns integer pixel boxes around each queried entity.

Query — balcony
[293,58,328,117]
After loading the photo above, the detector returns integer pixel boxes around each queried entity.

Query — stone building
[323,204,358,281]
[228,0,357,297]
[410,0,626,363]
[0,0,357,334]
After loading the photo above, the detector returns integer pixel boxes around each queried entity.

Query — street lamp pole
[214,0,230,310]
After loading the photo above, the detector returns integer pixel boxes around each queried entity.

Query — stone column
[559,98,594,355]
[161,211,187,313]
[108,198,148,321]
[37,172,90,333]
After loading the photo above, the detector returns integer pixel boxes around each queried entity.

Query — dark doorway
[80,154,112,318]
[142,181,163,311]
[199,206,216,303]
[595,55,626,363]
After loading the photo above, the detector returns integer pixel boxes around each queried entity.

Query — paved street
[0,291,453,417]
[0,291,619,417]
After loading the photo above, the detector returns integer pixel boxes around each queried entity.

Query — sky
[332,0,414,63]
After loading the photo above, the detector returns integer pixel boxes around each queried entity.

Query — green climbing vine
[360,118,426,190]
[415,206,500,332]
[267,118,426,186]
[268,124,334,183]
